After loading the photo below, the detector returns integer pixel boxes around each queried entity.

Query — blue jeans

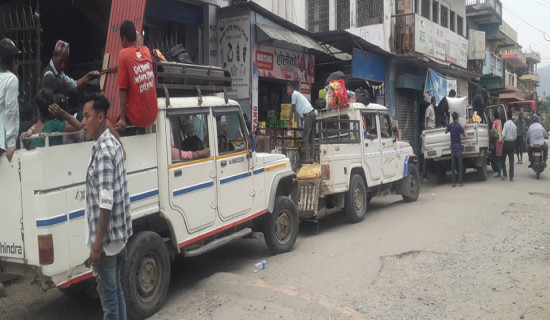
[451,149,463,185]
[93,247,127,320]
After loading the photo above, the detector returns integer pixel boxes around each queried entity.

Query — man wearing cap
[41,40,100,100]
[0,38,20,162]
[286,81,316,164]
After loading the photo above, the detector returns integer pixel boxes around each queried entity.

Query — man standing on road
[501,111,517,182]
[445,112,465,187]
[514,108,526,164]
[82,93,132,320]
[425,97,436,130]
[286,82,316,164]
[0,38,20,162]
[116,20,158,132]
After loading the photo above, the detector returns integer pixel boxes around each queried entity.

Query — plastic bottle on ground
[254,260,267,273]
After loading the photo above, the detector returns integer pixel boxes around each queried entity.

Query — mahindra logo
[0,242,23,255]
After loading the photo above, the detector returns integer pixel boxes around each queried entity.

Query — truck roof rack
[153,61,232,98]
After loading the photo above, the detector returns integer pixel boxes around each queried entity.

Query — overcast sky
[500,0,550,66]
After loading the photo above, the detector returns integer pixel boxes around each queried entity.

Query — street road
[1,162,549,319]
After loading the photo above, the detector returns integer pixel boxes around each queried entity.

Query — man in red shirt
[116,20,158,131]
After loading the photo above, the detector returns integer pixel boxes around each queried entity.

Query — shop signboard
[414,15,446,61]
[345,24,386,51]
[218,15,251,100]
[468,29,485,60]
[446,30,468,69]
[254,44,315,84]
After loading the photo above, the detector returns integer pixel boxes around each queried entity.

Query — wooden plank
[99,53,109,91]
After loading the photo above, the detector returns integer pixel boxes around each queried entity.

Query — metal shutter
[396,88,420,154]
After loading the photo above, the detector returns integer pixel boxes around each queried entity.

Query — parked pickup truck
[270,102,420,222]
[0,62,298,319]
[421,98,490,183]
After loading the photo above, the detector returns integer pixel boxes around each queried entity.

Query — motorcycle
[530,145,546,179]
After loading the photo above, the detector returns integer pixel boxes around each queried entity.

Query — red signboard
[255,50,274,71]
[103,0,148,123]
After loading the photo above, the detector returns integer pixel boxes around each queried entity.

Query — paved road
[1,162,549,319]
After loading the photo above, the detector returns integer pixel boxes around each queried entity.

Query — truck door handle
[174,170,182,178]
[365,142,369,147]
[221,160,227,167]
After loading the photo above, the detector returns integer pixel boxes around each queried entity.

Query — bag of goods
[355,87,370,106]
[326,79,349,108]
[297,162,321,180]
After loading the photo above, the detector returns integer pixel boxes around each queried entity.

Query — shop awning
[255,23,329,54]
[312,30,393,63]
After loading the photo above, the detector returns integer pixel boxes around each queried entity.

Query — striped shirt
[85,129,132,255]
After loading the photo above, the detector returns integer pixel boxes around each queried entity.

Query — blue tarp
[423,68,457,104]
[352,48,386,83]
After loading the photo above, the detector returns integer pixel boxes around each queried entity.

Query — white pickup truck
[272,103,420,222]
[421,98,491,183]
[0,62,298,319]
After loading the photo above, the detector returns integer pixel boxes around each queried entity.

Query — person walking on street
[514,108,526,164]
[286,82,316,163]
[0,38,20,162]
[501,111,517,181]
[445,112,466,187]
[492,111,504,178]
[116,20,158,131]
[82,93,132,320]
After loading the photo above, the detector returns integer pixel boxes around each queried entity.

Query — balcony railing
[520,72,541,83]
[482,51,504,77]
[466,0,502,23]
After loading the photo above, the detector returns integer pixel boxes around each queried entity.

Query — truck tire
[344,174,368,223]
[264,195,299,254]
[402,164,420,202]
[476,155,487,181]
[122,231,170,320]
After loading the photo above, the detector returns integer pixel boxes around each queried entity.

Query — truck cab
[0,62,298,319]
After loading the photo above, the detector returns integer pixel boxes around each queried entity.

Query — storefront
[218,2,328,133]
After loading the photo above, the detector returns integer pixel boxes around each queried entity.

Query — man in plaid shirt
[83,93,132,320]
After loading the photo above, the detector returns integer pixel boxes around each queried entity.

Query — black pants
[502,140,515,180]
[451,150,463,185]
[302,111,316,163]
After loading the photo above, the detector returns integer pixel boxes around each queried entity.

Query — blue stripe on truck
[35,189,159,228]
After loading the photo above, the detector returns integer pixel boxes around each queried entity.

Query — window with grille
[357,0,384,26]
[450,10,455,31]
[421,0,430,19]
[432,1,439,24]
[440,6,448,28]
[337,0,350,30]
[457,15,463,36]
[308,0,330,32]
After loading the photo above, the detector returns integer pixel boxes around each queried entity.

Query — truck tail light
[321,165,330,180]
[38,235,54,265]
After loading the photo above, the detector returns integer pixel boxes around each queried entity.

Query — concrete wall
[246,0,308,29]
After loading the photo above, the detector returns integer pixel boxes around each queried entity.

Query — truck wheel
[402,164,420,202]
[264,196,299,254]
[476,155,487,181]
[344,174,368,223]
[122,231,171,320]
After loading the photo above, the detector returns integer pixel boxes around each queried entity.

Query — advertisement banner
[446,30,468,69]
[468,29,486,60]
[424,69,457,104]
[254,44,315,83]
[218,15,251,100]
[415,15,446,61]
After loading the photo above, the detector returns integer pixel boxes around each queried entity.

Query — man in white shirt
[287,82,316,163]
[0,38,20,162]
[501,111,517,181]
[527,115,548,166]
[425,97,436,130]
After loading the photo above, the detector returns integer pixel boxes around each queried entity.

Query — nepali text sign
[218,15,251,100]
[345,24,387,51]
[446,30,468,68]
[254,44,315,83]
[415,15,446,61]
[468,29,486,60]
